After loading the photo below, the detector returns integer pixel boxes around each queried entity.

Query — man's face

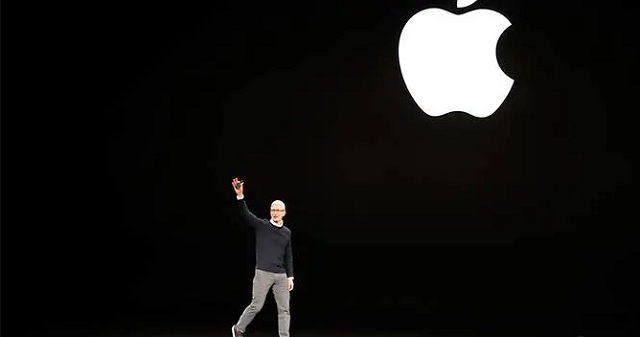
[270,206,286,222]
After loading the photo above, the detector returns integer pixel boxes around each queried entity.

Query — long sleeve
[284,239,294,278]
[237,197,264,229]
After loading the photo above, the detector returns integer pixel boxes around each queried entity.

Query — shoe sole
[231,326,236,337]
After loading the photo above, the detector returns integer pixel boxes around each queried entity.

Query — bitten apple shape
[398,2,513,118]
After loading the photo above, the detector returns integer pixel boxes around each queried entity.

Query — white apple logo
[398,0,513,118]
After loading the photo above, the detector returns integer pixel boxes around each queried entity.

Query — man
[231,177,294,337]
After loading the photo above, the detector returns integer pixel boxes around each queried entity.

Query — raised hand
[232,177,244,196]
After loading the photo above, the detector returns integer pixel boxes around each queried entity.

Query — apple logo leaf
[457,0,478,8]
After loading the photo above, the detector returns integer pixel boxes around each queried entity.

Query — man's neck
[270,219,284,227]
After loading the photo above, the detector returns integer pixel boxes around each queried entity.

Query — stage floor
[81,328,552,337]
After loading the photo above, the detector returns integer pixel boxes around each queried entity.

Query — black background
[5,0,638,336]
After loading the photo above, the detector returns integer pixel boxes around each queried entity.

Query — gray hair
[271,200,286,210]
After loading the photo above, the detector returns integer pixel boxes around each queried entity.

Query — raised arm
[232,177,264,228]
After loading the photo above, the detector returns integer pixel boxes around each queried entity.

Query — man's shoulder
[257,218,270,226]
[250,217,270,228]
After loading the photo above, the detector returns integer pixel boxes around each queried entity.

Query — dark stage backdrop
[6,0,637,336]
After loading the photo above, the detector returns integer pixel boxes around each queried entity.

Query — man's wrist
[236,195,244,200]
[287,276,294,280]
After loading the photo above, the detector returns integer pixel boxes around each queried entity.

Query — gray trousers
[236,268,291,337]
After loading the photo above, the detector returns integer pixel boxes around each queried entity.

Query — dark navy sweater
[237,198,293,278]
